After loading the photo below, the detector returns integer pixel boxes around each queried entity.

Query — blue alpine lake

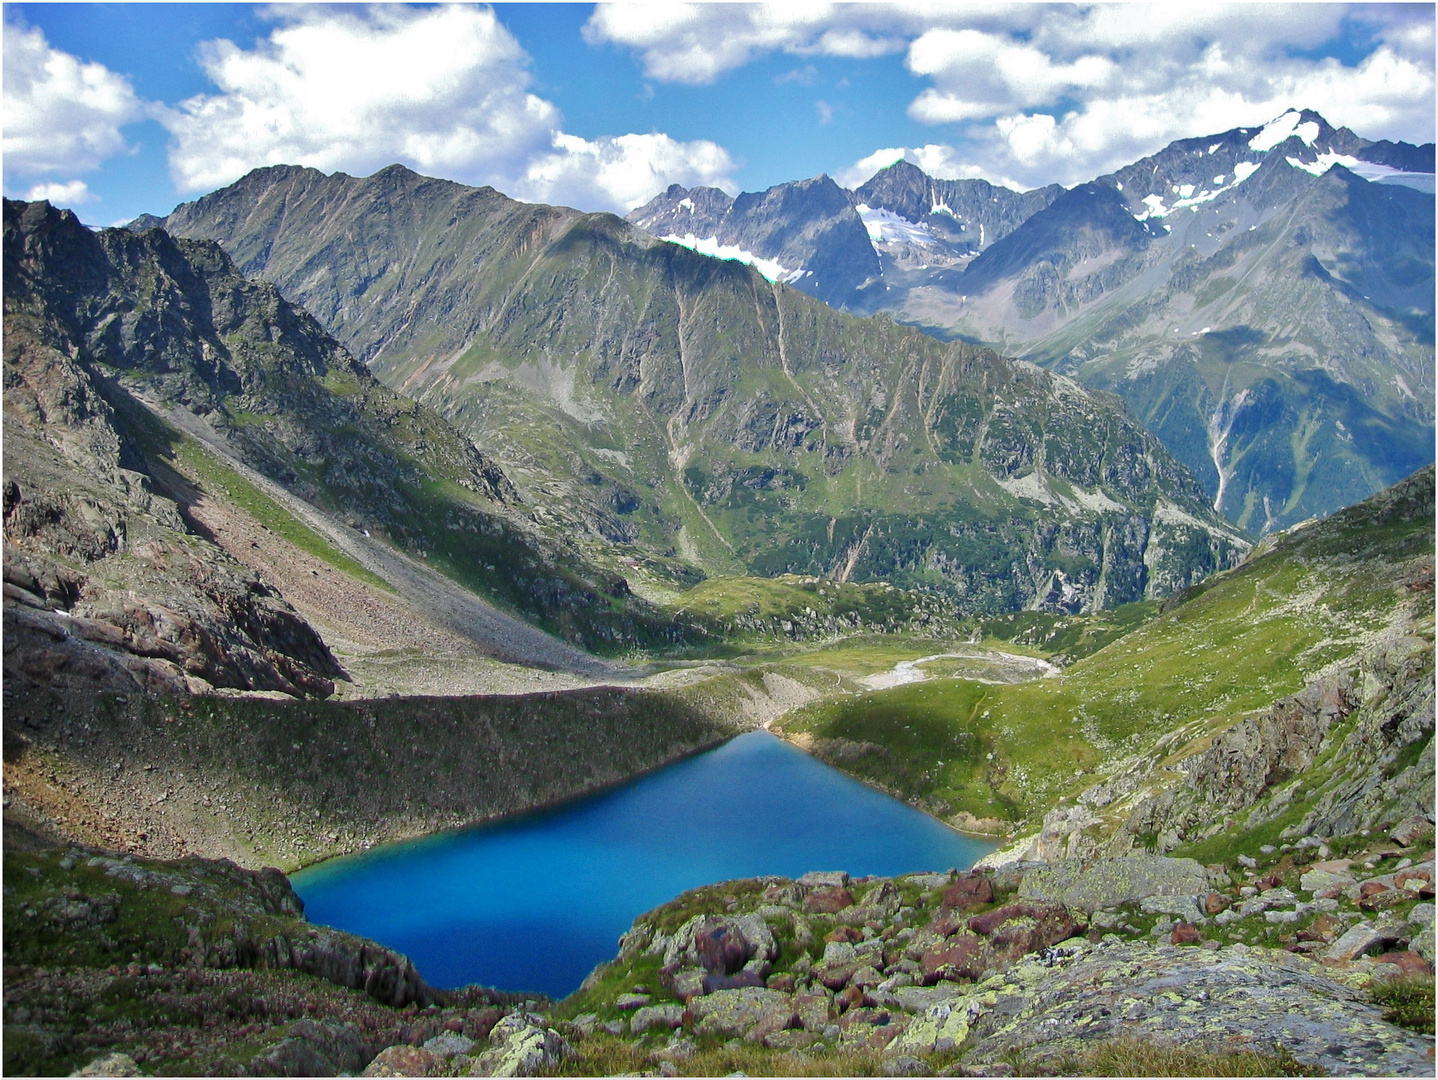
[291,730,994,998]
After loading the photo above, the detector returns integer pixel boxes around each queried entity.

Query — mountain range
[629,109,1435,535]
[140,164,1245,616]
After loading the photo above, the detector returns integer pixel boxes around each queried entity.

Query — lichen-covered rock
[70,1052,141,1077]
[885,1000,971,1056]
[423,1031,476,1058]
[932,939,1434,1076]
[1408,926,1434,965]
[941,875,994,912]
[468,1014,568,1078]
[363,1045,444,1077]
[803,885,856,914]
[1325,922,1395,962]
[629,1004,684,1035]
[688,986,796,1040]
[920,933,989,984]
[1017,854,1211,911]
[247,1019,367,1077]
[662,913,778,976]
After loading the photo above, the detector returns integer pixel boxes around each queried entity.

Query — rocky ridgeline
[561,846,1435,1077]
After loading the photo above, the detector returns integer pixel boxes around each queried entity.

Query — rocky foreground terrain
[4,824,1433,1076]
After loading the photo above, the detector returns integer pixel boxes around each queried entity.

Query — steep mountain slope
[3,199,681,685]
[152,166,1246,614]
[626,110,1435,536]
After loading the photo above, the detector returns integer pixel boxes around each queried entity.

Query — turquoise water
[292,730,993,998]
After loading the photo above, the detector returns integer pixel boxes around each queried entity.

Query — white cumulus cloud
[517,131,736,212]
[160,4,734,213]
[584,3,909,85]
[162,5,558,194]
[23,179,95,206]
[3,20,144,184]
[592,2,1434,191]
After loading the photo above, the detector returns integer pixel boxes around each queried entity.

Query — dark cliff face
[4,200,345,697]
[154,165,1250,614]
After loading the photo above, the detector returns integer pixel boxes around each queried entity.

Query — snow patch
[1134,159,1264,220]
[1207,143,1221,155]
[930,200,954,216]
[856,204,942,247]
[1249,110,1313,152]
[1285,151,1436,191]
[678,197,694,212]
[660,233,802,283]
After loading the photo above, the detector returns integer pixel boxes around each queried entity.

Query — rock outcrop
[564,843,1431,1074]
[979,468,1435,868]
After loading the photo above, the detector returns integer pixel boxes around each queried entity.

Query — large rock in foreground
[1017,854,1216,911]
[944,938,1434,1077]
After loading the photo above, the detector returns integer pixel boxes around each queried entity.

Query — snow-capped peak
[1249,110,1320,153]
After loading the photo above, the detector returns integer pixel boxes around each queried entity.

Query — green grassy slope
[778,466,1433,831]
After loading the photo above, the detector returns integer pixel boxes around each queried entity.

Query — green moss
[1046,1036,1325,1077]
[1370,974,1435,1035]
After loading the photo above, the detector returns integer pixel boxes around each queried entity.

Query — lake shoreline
[291,731,997,997]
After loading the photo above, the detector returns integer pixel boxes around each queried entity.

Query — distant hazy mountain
[627,109,1435,534]
[149,165,1246,614]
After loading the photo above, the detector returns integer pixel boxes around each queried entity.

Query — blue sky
[5,3,1434,226]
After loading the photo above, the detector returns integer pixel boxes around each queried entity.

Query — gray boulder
[469,1014,569,1078]
[662,913,778,976]
[1018,855,1212,912]
[688,987,796,1040]
[70,1053,141,1077]
[798,871,850,888]
[630,1004,685,1034]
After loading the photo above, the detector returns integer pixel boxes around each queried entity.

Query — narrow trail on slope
[146,398,630,681]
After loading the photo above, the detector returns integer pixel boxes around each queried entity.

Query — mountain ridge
[624,109,1435,535]
[148,166,1248,615]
